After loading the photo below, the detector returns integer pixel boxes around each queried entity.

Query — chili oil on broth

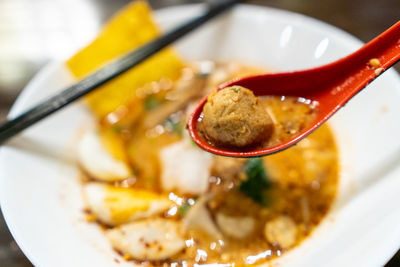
[78,61,339,266]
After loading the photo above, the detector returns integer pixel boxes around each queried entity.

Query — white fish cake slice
[77,129,130,182]
[106,219,185,261]
[160,139,212,195]
[216,213,255,239]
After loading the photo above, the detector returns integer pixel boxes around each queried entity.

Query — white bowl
[2,4,400,267]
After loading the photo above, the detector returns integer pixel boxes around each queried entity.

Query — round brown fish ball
[202,86,273,147]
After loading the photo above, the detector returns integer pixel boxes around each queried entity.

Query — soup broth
[79,62,339,266]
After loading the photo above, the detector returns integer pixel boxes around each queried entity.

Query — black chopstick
[0,0,240,145]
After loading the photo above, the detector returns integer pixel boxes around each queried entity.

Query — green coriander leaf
[144,95,161,110]
[240,157,270,205]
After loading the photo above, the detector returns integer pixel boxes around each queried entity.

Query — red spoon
[188,21,400,157]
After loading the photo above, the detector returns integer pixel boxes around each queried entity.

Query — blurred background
[0,0,399,266]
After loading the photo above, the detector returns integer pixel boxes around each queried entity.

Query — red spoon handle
[317,20,400,109]
[345,20,400,73]
[219,21,400,100]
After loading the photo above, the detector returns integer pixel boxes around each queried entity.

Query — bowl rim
[1,3,400,267]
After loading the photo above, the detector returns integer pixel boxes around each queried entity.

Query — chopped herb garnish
[178,198,197,217]
[178,202,191,216]
[230,86,240,93]
[165,118,182,135]
[239,157,270,205]
[144,95,161,110]
[111,124,122,133]
[190,139,197,147]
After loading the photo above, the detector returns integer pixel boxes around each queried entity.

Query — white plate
[2,4,400,267]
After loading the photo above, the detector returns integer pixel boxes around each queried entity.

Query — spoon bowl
[188,21,400,157]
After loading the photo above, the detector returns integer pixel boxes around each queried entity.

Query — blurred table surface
[0,0,399,266]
